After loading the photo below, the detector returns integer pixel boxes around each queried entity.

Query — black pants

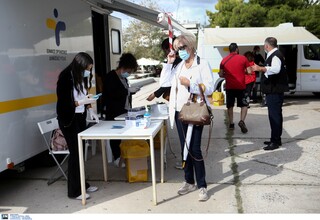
[266,93,284,145]
[59,112,90,198]
[110,140,121,160]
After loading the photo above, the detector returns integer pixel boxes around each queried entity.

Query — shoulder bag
[178,84,213,126]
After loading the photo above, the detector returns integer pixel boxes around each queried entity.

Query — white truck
[197,23,320,97]
[0,0,187,173]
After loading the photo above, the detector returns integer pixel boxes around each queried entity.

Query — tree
[122,0,167,61]
[206,0,320,37]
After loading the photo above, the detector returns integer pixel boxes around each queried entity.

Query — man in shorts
[219,43,252,133]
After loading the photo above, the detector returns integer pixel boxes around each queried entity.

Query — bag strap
[221,54,236,69]
[181,117,213,164]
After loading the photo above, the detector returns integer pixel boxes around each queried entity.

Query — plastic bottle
[143,106,151,128]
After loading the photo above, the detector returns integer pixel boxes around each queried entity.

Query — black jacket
[102,70,131,120]
[261,50,289,94]
[56,69,76,127]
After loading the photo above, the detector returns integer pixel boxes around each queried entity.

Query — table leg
[160,124,164,183]
[78,136,86,205]
[149,137,157,205]
[101,140,108,181]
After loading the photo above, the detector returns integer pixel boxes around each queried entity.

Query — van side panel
[297,44,320,92]
[0,0,93,172]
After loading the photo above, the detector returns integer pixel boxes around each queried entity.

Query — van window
[303,44,320,61]
[111,29,121,54]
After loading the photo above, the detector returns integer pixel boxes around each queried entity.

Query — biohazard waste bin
[120,140,150,182]
[211,91,224,106]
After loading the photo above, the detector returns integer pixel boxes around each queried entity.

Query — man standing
[252,37,289,150]
[219,43,252,133]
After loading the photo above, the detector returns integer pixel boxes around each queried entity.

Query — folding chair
[37,117,70,185]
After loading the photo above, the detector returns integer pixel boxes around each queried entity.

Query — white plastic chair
[85,140,96,161]
[37,118,69,185]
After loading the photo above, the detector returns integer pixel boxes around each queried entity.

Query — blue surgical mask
[178,49,190,61]
[121,72,130,78]
[83,70,90,78]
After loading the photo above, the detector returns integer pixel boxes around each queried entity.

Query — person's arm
[245,59,252,75]
[218,62,225,77]
[252,56,281,78]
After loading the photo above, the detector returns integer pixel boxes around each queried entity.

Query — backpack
[51,128,68,151]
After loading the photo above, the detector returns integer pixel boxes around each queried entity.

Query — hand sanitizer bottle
[143,106,151,128]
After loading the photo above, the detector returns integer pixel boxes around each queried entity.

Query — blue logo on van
[46,8,66,46]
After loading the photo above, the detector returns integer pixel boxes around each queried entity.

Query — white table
[77,120,165,205]
[114,106,169,165]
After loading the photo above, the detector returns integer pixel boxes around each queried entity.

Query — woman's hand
[167,51,176,64]
[179,76,190,87]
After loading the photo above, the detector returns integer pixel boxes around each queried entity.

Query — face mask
[178,49,190,61]
[121,72,130,78]
[83,70,90,78]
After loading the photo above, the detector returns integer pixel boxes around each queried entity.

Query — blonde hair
[173,33,197,53]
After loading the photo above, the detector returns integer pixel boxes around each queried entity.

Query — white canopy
[203,23,320,47]
[137,58,160,66]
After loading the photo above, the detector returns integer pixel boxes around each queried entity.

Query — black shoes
[229,123,235,130]
[238,120,248,133]
[263,141,282,146]
[263,143,280,151]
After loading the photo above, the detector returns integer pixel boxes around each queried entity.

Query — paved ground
[0,80,320,215]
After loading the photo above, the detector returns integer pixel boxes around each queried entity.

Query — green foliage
[229,4,266,27]
[207,0,320,37]
[122,0,167,61]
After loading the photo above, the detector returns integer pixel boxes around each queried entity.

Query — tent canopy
[203,23,320,47]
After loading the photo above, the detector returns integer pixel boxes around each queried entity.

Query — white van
[197,23,320,97]
[0,0,186,173]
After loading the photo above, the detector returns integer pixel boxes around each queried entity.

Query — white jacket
[168,56,214,128]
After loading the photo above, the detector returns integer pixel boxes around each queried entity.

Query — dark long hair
[64,52,93,94]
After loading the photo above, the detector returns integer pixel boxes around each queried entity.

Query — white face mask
[83,70,90,78]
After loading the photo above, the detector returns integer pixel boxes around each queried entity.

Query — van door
[298,44,320,93]
[91,10,122,115]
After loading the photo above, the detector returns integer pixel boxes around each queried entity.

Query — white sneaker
[198,187,209,201]
[114,158,125,168]
[74,193,90,200]
[177,182,196,195]
[86,186,98,193]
